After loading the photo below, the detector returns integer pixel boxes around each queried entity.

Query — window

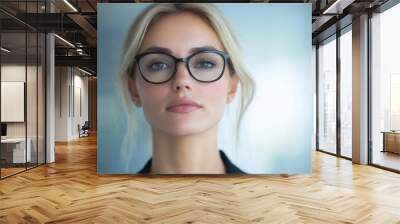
[318,36,337,154]
[339,28,352,158]
[371,2,400,171]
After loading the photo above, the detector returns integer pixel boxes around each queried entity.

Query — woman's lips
[166,100,202,113]
[167,104,201,113]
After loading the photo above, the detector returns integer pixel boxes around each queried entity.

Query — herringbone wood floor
[1,134,400,223]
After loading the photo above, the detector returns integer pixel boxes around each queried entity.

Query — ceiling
[1,0,97,74]
[0,0,394,75]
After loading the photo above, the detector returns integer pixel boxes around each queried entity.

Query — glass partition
[1,30,28,177]
[0,0,46,179]
[317,35,337,155]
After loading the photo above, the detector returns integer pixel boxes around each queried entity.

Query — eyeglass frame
[133,49,231,84]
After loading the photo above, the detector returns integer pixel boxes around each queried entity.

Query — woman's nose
[172,62,192,91]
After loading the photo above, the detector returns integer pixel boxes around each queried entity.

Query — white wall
[1,66,26,132]
[1,82,25,122]
[1,65,40,137]
[55,66,89,141]
[55,66,69,141]
[72,73,89,138]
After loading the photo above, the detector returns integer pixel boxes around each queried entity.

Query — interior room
[0,0,399,223]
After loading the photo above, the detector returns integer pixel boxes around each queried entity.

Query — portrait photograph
[97,3,313,174]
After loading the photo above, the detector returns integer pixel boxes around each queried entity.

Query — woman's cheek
[138,76,165,100]
[138,83,168,119]
[204,83,229,119]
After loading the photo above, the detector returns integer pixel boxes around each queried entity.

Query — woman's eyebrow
[189,46,218,54]
[141,45,219,55]
[142,46,172,54]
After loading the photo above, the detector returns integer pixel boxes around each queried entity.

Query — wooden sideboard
[382,131,400,154]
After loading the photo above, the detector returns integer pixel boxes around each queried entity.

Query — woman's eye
[148,62,168,71]
[194,61,215,69]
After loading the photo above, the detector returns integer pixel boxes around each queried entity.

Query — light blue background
[98,3,312,174]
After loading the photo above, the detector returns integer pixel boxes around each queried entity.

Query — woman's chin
[159,124,209,137]
[164,128,204,137]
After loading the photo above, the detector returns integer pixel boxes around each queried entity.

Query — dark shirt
[138,150,246,174]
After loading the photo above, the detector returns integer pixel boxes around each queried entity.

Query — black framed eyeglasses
[134,50,230,84]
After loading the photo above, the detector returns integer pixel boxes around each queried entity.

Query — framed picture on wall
[98,3,313,175]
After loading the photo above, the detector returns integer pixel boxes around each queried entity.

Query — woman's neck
[150,126,225,174]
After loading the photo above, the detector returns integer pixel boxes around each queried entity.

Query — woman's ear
[227,75,239,104]
[127,76,142,107]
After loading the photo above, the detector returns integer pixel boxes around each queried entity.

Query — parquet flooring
[1,134,400,223]
[373,151,400,171]
[1,167,25,178]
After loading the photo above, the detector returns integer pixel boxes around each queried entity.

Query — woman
[118,3,254,174]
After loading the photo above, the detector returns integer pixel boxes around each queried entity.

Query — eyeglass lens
[137,52,225,83]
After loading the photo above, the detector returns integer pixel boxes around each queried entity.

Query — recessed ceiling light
[54,34,75,48]
[322,0,354,15]
[63,0,78,12]
[77,67,93,76]
[1,47,11,53]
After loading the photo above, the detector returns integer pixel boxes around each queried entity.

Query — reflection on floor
[0,167,25,178]
[0,134,400,222]
[0,163,40,178]
[373,150,400,171]
[340,147,352,158]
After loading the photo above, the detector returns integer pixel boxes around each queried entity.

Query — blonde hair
[117,3,255,169]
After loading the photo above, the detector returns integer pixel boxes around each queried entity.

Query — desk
[1,138,31,163]
[381,131,400,154]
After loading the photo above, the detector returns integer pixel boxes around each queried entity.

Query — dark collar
[138,150,246,174]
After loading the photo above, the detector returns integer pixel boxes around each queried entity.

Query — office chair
[79,121,90,138]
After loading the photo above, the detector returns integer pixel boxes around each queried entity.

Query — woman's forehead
[139,11,225,55]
